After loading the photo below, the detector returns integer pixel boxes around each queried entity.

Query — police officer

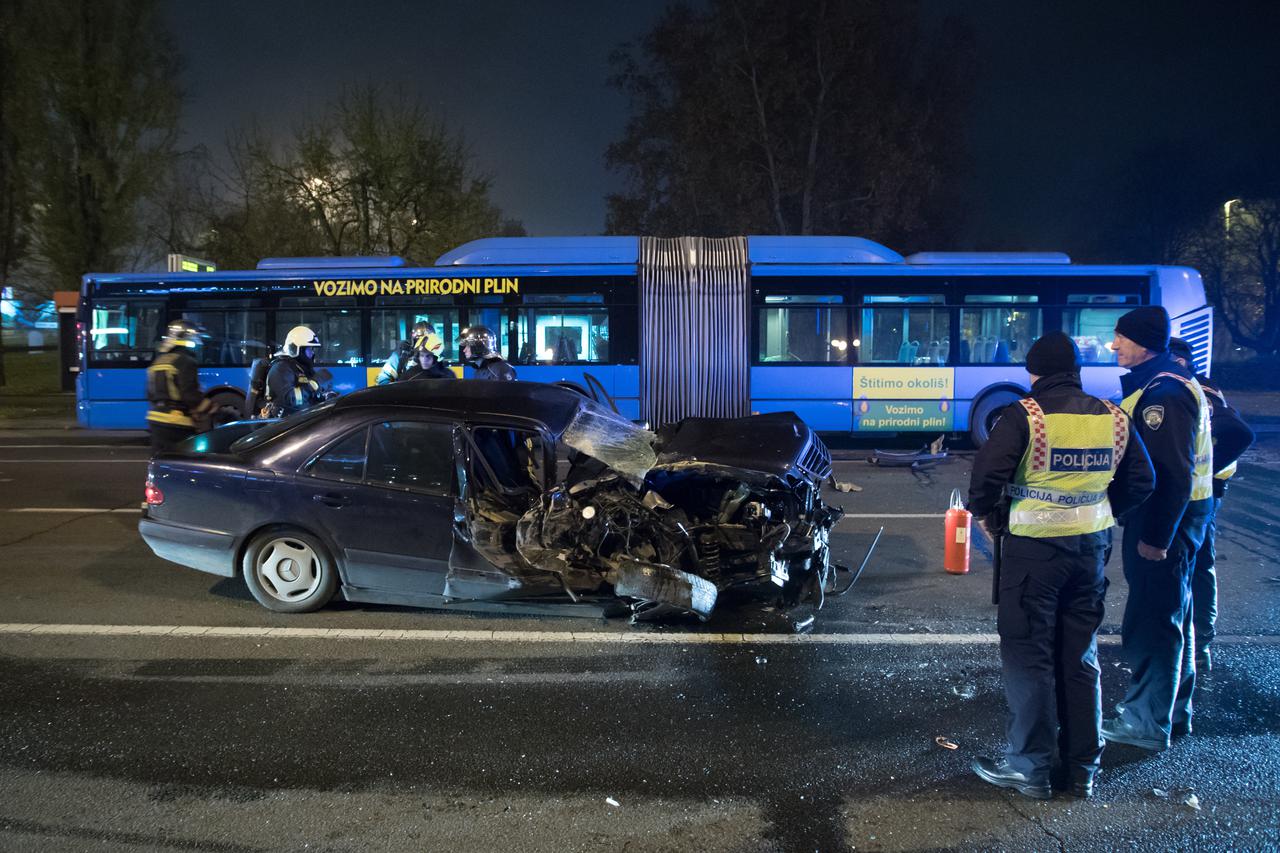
[400,333,456,381]
[458,326,516,380]
[146,320,213,453]
[968,332,1154,799]
[1167,337,1254,672]
[377,320,440,385]
[264,325,326,417]
[1102,306,1214,752]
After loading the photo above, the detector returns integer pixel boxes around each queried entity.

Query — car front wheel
[242,528,337,613]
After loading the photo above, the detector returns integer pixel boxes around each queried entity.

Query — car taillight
[145,483,164,505]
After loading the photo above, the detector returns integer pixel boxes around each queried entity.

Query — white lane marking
[0,459,143,463]
[3,623,1275,645]
[0,444,147,449]
[838,513,945,520]
[3,507,141,513]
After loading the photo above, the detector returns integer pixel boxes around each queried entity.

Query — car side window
[305,427,369,482]
[365,421,454,494]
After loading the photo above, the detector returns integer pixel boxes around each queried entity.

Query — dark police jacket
[1196,374,1255,497]
[969,372,1155,534]
[1119,352,1209,550]
[470,356,517,381]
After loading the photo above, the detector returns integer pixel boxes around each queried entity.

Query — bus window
[1062,307,1129,364]
[859,296,947,364]
[277,299,362,366]
[371,308,461,362]
[88,301,163,364]
[758,296,849,363]
[516,307,610,363]
[958,305,1042,364]
[468,300,512,359]
[181,309,269,366]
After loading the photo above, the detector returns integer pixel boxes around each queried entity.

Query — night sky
[166,0,1280,257]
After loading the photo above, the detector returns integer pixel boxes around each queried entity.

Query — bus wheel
[207,391,246,426]
[969,389,1022,447]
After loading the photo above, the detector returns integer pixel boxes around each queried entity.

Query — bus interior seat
[994,339,1011,363]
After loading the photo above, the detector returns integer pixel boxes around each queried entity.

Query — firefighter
[146,320,214,453]
[968,331,1154,799]
[1167,337,1255,672]
[1102,306,1214,752]
[458,325,516,381]
[264,325,326,417]
[400,333,455,381]
[377,320,440,385]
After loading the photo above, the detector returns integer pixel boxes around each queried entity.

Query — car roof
[332,379,590,436]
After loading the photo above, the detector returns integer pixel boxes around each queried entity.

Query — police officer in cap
[968,332,1154,799]
[1167,337,1254,672]
[1102,306,1214,751]
[265,325,327,417]
[458,326,516,380]
[146,319,214,453]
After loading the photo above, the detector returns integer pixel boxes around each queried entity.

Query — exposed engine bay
[464,407,852,620]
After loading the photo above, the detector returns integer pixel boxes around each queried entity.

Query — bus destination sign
[311,277,520,297]
[852,367,955,431]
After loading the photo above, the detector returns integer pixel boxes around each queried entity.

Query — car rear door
[296,418,457,596]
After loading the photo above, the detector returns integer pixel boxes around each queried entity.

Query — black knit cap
[1026,331,1081,377]
[1167,336,1194,364]
[1115,305,1170,353]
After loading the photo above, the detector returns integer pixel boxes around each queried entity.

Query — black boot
[972,757,1052,800]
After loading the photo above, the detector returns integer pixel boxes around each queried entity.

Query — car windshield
[559,404,656,485]
[229,402,337,454]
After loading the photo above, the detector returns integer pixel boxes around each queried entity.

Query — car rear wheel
[242,528,337,613]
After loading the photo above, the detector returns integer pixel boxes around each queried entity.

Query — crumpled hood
[651,412,831,483]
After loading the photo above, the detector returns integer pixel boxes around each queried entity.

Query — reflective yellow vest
[1120,372,1213,501]
[1200,384,1237,482]
[1006,398,1129,538]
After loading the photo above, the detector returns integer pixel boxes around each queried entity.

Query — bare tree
[605,0,974,245]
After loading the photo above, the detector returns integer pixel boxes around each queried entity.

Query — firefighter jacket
[376,344,413,385]
[470,356,517,381]
[265,355,323,417]
[403,360,457,381]
[1118,352,1212,550]
[969,372,1155,538]
[146,342,204,428]
[1195,375,1255,495]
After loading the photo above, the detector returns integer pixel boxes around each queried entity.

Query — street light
[1224,198,1242,231]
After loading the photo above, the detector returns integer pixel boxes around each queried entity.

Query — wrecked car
[139,380,848,620]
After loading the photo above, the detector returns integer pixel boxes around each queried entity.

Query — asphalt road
[1,428,1278,851]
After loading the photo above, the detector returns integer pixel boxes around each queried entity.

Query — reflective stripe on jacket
[1007,397,1128,537]
[1121,371,1212,501]
[145,345,201,428]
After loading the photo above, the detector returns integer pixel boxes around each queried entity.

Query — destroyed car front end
[508,408,845,620]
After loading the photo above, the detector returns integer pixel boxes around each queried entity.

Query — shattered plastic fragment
[605,797,621,807]
[755,656,768,665]
[1152,788,1169,798]
[1184,794,1201,810]
[935,736,959,750]
[951,684,976,700]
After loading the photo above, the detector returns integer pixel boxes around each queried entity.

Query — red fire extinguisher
[944,488,971,575]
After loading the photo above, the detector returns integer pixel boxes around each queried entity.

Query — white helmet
[283,325,321,357]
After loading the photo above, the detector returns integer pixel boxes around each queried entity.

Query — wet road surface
[1,429,1278,851]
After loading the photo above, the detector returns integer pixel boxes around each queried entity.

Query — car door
[297,418,457,595]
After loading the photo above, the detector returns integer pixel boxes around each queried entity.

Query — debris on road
[831,479,863,492]
[935,736,959,750]
[1185,794,1202,811]
[951,683,976,700]
[605,796,620,807]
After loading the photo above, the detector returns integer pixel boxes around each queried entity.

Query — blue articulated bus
[77,236,1212,442]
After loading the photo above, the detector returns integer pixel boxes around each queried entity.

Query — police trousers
[997,530,1109,780]
[1191,496,1222,655]
[1118,499,1211,741]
